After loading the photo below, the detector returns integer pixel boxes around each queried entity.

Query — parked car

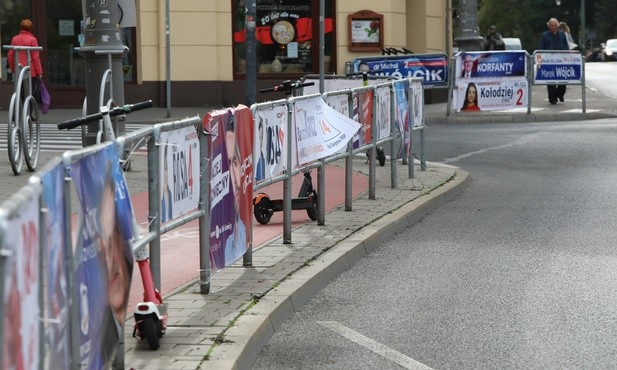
[604,39,617,61]
[502,38,522,50]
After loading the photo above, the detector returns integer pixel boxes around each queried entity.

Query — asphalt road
[253,64,617,369]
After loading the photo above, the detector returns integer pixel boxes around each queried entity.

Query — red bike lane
[126,165,369,312]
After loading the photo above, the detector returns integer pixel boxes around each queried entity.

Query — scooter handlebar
[57,100,153,130]
[260,81,315,94]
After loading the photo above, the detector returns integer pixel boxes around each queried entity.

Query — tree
[595,0,617,43]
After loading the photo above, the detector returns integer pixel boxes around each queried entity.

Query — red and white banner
[454,79,528,112]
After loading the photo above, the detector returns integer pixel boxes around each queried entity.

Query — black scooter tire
[254,197,273,225]
[306,190,318,221]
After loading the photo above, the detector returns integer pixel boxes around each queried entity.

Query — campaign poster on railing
[352,90,373,148]
[292,96,361,165]
[375,85,391,140]
[353,54,449,87]
[41,163,70,370]
[324,93,350,117]
[410,81,424,128]
[203,106,253,270]
[533,51,583,85]
[454,79,528,112]
[253,104,288,182]
[1,187,41,370]
[70,144,135,370]
[456,51,526,81]
[393,80,410,159]
[159,126,200,223]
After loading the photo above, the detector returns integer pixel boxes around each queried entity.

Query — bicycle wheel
[22,96,41,172]
[8,125,23,175]
[7,94,19,166]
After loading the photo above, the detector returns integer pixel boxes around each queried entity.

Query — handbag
[37,79,51,114]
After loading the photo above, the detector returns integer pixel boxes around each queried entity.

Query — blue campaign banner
[533,51,583,84]
[41,163,71,370]
[353,54,448,87]
[457,51,527,80]
[70,143,135,370]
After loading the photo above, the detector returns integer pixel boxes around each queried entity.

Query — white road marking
[318,321,433,370]
[442,134,539,164]
[561,109,601,113]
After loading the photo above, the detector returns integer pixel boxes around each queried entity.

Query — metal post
[283,101,293,243]
[369,87,377,200]
[200,126,213,291]
[245,0,257,106]
[581,56,586,113]
[165,0,171,117]
[454,0,484,51]
[345,92,354,211]
[147,127,162,288]
[317,0,326,225]
[81,0,126,146]
[390,82,398,188]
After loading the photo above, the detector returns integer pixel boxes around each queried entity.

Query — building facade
[0,0,446,108]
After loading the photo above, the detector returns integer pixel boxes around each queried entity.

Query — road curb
[425,112,617,125]
[213,169,471,370]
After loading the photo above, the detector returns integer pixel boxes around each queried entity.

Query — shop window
[1,1,31,82]
[233,0,335,77]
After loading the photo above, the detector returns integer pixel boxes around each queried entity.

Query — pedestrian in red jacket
[8,19,43,84]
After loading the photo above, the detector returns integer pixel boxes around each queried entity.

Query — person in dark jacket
[484,25,505,51]
[540,18,569,104]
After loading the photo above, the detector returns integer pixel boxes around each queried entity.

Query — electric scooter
[252,80,319,225]
[58,100,167,350]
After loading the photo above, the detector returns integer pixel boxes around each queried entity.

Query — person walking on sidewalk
[540,18,569,104]
[7,19,43,95]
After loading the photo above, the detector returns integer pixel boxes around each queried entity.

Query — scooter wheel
[306,190,319,221]
[377,147,386,167]
[254,197,273,225]
[141,315,161,350]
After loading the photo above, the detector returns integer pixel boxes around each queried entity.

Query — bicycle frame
[3,45,43,175]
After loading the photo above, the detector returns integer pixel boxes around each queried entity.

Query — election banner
[41,163,70,370]
[253,103,288,182]
[324,93,350,117]
[375,85,391,140]
[352,54,449,87]
[454,79,528,112]
[70,143,135,370]
[292,96,361,165]
[159,126,200,223]
[456,51,527,81]
[533,51,583,85]
[203,106,253,270]
[352,90,373,148]
[1,186,41,370]
[410,80,424,128]
[393,80,410,159]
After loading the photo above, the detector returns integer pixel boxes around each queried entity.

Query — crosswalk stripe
[0,124,146,152]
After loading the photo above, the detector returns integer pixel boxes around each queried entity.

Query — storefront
[1,0,135,107]
[232,0,336,78]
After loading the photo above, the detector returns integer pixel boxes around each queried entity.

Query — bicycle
[252,80,320,224]
[78,48,127,145]
[3,45,43,175]
[58,100,167,350]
